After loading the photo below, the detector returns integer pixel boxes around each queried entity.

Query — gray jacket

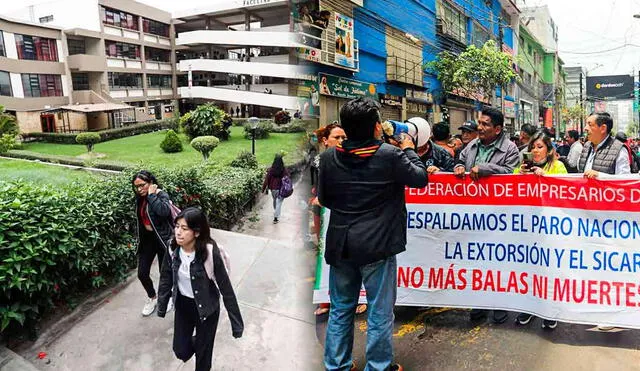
[454,132,520,176]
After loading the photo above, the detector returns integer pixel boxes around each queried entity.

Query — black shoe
[273,218,279,224]
[493,310,508,324]
[470,309,487,321]
[542,320,557,330]
[516,312,533,325]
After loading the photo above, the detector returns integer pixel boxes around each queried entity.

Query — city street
[315,307,640,370]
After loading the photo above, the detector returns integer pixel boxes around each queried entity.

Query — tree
[0,105,18,137]
[191,136,219,161]
[182,103,230,140]
[76,132,101,153]
[160,129,183,153]
[561,105,585,133]
[426,40,518,102]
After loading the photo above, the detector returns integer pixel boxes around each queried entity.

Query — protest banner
[313,174,640,328]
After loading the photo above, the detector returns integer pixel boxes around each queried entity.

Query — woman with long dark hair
[132,170,175,317]
[262,153,289,223]
[157,207,243,371]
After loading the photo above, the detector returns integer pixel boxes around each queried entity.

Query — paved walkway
[13,180,323,370]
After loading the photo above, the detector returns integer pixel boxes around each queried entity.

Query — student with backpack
[262,153,292,224]
[157,207,243,371]
[132,170,176,317]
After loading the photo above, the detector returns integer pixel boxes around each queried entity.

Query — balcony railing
[386,56,423,87]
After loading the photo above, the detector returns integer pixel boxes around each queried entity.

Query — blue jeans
[270,189,283,218]
[324,256,397,371]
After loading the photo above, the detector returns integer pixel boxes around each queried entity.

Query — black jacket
[157,241,244,337]
[135,191,174,250]
[318,142,428,266]
[419,140,455,172]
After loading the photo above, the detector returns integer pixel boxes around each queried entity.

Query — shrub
[22,119,177,144]
[243,121,272,139]
[0,134,16,153]
[274,110,291,126]
[191,136,219,161]
[1,150,126,171]
[230,150,258,169]
[182,103,230,140]
[160,130,183,153]
[269,120,308,133]
[0,106,18,137]
[76,132,101,153]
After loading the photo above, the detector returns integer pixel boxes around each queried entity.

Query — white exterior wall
[177,30,300,49]
[179,59,313,80]
[3,32,18,59]
[9,73,24,98]
[4,0,101,32]
[56,39,64,62]
[60,74,69,97]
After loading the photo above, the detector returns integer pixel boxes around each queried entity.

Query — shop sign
[297,46,321,63]
[334,13,355,69]
[406,89,433,104]
[317,73,376,99]
[379,93,402,107]
[503,100,515,118]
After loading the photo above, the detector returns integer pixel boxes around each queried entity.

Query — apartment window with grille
[105,40,140,59]
[437,0,466,43]
[0,32,5,57]
[21,74,62,97]
[108,72,142,89]
[147,74,172,88]
[0,71,12,96]
[102,7,139,31]
[472,23,490,47]
[142,18,169,38]
[67,39,86,55]
[15,34,58,61]
[145,47,170,62]
[72,73,89,90]
[39,15,54,23]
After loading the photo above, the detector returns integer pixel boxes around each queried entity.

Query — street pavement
[315,304,640,370]
[13,174,323,371]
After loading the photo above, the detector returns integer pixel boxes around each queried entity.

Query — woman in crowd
[513,131,566,329]
[157,207,243,371]
[262,153,289,224]
[132,170,175,317]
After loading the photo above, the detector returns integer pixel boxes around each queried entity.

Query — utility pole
[579,71,584,135]
[498,17,505,119]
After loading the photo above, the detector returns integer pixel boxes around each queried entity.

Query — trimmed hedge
[160,130,183,153]
[22,119,178,144]
[243,121,272,139]
[0,163,263,338]
[1,150,126,172]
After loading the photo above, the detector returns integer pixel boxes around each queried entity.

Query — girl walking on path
[157,207,243,371]
[132,170,175,317]
[262,153,289,224]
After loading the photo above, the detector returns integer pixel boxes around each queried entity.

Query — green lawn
[0,158,100,185]
[17,127,305,169]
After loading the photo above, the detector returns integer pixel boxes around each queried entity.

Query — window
[39,15,54,23]
[145,47,170,62]
[15,34,58,61]
[102,7,139,31]
[0,71,12,96]
[472,23,490,47]
[142,18,169,38]
[0,32,5,57]
[72,73,89,90]
[21,74,63,97]
[108,72,142,89]
[438,0,466,43]
[147,74,171,88]
[105,40,140,59]
[67,39,86,55]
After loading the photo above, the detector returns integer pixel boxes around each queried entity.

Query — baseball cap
[459,121,478,132]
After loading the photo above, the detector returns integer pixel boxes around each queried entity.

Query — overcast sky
[4,0,640,76]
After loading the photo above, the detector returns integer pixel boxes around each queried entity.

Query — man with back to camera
[318,97,428,371]
[432,122,456,157]
[563,130,583,172]
[577,112,630,178]
[453,107,519,323]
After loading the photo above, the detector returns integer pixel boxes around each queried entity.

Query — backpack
[169,201,181,224]
[279,175,294,198]
[623,143,639,173]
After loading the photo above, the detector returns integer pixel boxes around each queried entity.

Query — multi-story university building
[1,0,307,134]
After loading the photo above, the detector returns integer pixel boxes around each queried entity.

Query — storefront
[379,93,402,121]
[317,72,377,124]
[405,89,433,122]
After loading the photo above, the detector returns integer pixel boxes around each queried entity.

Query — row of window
[0,33,5,58]
[15,34,59,61]
[105,40,141,59]
[102,6,169,37]
[0,71,64,97]
[437,0,497,47]
[107,72,172,89]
